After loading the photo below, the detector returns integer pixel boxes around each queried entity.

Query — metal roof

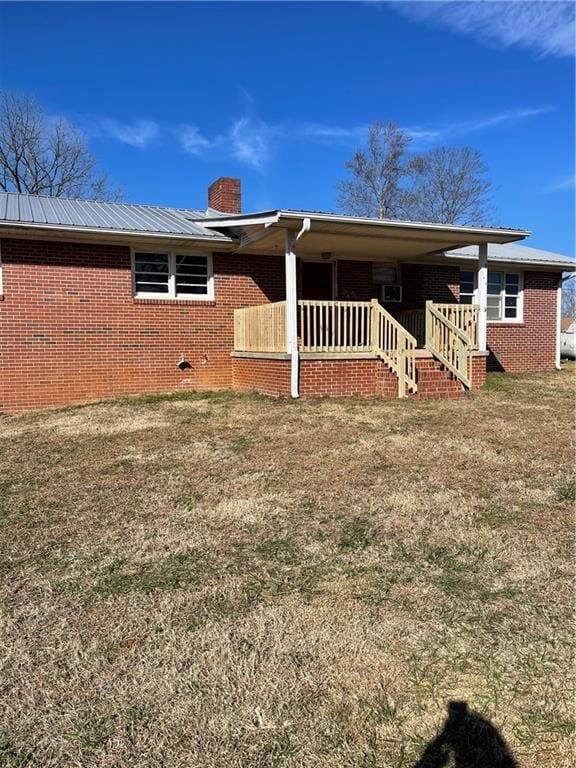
[0,192,231,240]
[445,242,575,270]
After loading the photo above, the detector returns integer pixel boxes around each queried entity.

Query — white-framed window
[132,249,214,300]
[459,270,476,304]
[459,269,523,323]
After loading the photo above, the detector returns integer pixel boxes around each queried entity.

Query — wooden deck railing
[234,301,287,353]
[298,300,372,352]
[372,300,418,397]
[234,299,474,395]
[434,303,479,349]
[425,301,472,388]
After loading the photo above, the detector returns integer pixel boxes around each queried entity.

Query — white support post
[555,277,562,370]
[285,231,299,398]
[477,242,488,353]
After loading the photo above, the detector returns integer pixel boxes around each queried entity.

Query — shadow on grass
[413,701,517,768]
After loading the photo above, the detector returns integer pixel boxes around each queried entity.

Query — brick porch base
[231,352,488,399]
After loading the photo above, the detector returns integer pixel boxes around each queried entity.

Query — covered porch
[233,299,480,398]
[215,210,527,399]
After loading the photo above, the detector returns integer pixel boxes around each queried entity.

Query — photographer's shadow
[413,701,518,768]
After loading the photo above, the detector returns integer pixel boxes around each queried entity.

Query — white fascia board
[276,211,530,241]
[197,211,281,228]
[444,251,576,271]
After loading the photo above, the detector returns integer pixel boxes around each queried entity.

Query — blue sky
[0,1,574,254]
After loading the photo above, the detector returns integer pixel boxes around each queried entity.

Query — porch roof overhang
[200,209,530,262]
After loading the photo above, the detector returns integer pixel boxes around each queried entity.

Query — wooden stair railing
[371,299,418,398]
[425,300,472,388]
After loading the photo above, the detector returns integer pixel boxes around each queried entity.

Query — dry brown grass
[1,367,574,767]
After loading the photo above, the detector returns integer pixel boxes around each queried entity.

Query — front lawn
[1,368,574,767]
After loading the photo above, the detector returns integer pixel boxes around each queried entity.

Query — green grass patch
[339,517,373,550]
[558,479,575,502]
[93,550,214,597]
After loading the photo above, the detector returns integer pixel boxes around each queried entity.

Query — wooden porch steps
[412,359,466,400]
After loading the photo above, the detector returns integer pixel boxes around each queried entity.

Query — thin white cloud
[229,116,273,170]
[99,119,160,149]
[175,116,274,171]
[391,0,575,58]
[294,106,553,148]
[177,125,213,155]
[548,174,576,191]
[406,105,555,144]
[299,123,368,141]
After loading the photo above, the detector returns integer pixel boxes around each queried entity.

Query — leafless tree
[337,121,413,219]
[405,146,493,225]
[337,122,494,225]
[562,275,576,318]
[0,91,121,200]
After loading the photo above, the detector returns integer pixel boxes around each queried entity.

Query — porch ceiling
[220,211,529,262]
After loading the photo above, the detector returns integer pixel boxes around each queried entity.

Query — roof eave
[0,221,237,248]
[199,209,530,244]
[444,251,576,270]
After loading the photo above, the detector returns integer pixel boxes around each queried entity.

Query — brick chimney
[207,177,241,214]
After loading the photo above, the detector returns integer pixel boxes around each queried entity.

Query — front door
[301,261,334,300]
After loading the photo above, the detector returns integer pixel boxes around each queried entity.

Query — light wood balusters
[425,301,472,388]
[371,300,418,397]
[298,300,372,353]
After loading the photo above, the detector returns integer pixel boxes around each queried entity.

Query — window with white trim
[459,269,523,322]
[132,251,213,300]
[488,271,522,321]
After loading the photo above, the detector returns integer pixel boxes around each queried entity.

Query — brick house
[0,178,573,413]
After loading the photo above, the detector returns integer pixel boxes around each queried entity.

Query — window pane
[487,271,502,295]
[135,253,169,274]
[504,297,518,318]
[176,284,208,295]
[460,294,473,304]
[505,273,519,295]
[134,253,169,294]
[175,255,209,296]
[176,255,208,271]
[487,296,501,320]
[135,280,169,293]
[175,255,208,296]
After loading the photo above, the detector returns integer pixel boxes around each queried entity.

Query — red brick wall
[400,264,460,309]
[337,260,373,300]
[471,355,487,388]
[300,358,397,397]
[0,238,285,412]
[232,356,291,397]
[232,356,399,398]
[487,271,560,372]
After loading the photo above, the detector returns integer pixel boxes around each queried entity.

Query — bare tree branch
[562,276,576,318]
[0,91,122,200]
[405,146,494,225]
[337,122,412,219]
[337,121,494,226]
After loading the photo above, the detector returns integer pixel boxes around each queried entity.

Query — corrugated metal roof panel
[0,192,231,240]
[446,243,575,269]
